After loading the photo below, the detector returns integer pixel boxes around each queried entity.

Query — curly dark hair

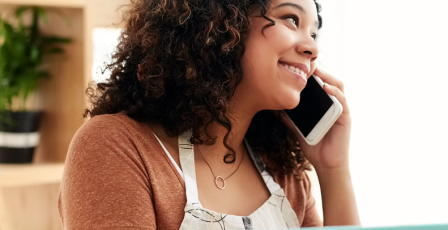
[85,0,323,176]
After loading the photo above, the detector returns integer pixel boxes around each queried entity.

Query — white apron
[174,131,301,230]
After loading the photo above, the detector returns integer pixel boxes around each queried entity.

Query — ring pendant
[214,176,226,190]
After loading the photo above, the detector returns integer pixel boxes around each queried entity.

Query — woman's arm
[315,166,360,226]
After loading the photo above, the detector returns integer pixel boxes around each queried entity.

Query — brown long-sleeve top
[58,113,323,229]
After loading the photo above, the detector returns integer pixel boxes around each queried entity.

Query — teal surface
[299,224,448,230]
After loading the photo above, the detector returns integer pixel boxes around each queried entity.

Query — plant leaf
[35,7,49,25]
[0,6,71,111]
[14,6,30,19]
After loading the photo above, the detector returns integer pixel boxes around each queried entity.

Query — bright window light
[92,27,122,83]
[312,0,448,227]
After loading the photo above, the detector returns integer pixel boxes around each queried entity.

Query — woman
[58,0,360,229]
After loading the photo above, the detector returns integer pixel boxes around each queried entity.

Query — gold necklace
[197,147,245,190]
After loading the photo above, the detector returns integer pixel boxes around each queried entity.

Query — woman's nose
[296,37,318,62]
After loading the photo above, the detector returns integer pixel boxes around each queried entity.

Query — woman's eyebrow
[274,2,306,13]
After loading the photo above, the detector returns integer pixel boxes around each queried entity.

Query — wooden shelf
[0,163,64,187]
[0,163,64,230]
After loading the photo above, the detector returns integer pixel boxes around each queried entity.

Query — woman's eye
[284,15,298,27]
[311,34,317,40]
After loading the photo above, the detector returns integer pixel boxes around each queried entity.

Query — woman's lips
[278,62,307,89]
[278,61,309,75]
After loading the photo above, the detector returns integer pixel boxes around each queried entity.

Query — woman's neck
[198,95,258,162]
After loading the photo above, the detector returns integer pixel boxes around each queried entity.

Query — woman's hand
[295,67,360,226]
[276,67,359,226]
[298,67,352,172]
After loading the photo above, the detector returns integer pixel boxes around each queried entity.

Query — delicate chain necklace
[197,147,245,190]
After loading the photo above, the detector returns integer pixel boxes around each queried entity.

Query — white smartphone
[281,75,343,146]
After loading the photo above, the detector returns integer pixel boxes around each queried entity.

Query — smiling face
[237,0,320,112]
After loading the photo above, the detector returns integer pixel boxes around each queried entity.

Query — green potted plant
[0,6,71,163]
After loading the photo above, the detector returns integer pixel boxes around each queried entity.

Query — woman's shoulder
[67,112,181,177]
[67,112,160,161]
[78,112,146,134]
[72,112,154,145]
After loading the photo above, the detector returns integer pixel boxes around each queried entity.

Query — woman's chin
[284,102,300,110]
[275,96,301,111]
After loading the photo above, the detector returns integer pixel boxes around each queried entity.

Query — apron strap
[244,138,281,194]
[178,130,201,204]
[244,138,265,173]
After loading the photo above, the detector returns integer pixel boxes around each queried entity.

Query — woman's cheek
[265,25,296,50]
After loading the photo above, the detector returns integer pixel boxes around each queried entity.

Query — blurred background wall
[313,0,448,227]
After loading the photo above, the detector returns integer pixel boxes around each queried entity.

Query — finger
[323,83,349,113]
[313,67,344,92]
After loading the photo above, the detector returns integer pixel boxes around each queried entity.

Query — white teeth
[282,63,306,78]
